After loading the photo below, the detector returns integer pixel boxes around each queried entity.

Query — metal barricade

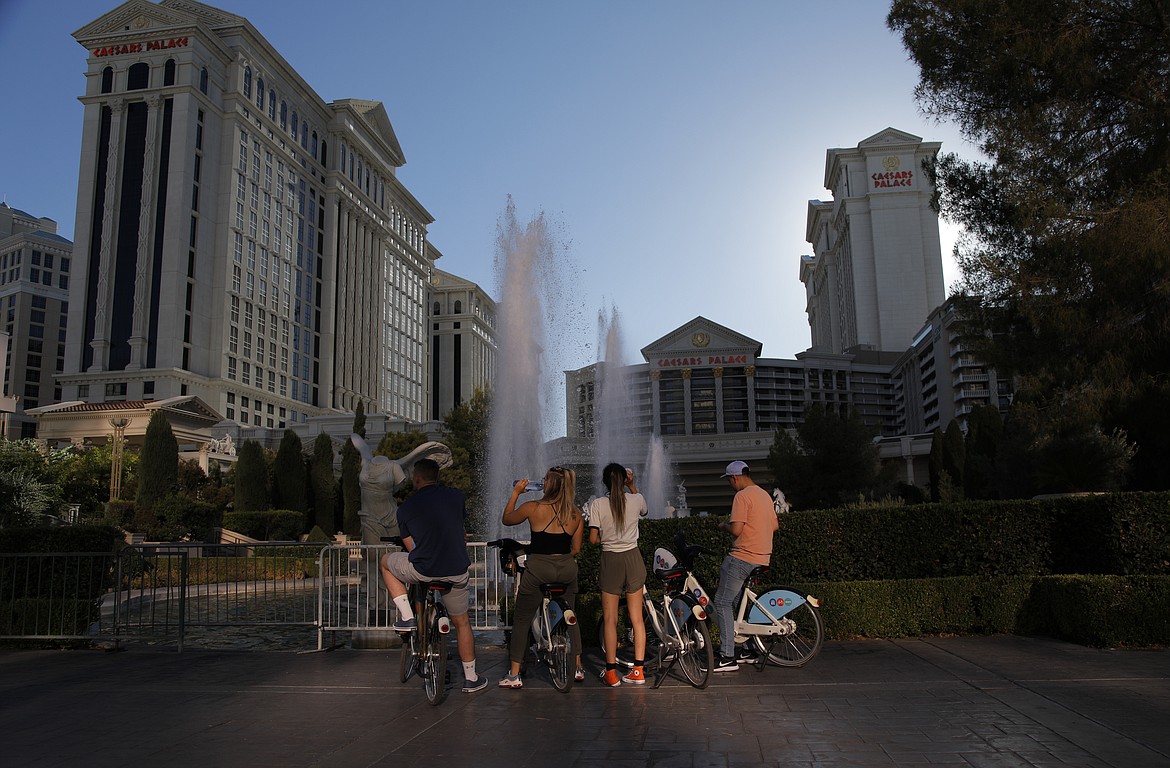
[2,541,518,652]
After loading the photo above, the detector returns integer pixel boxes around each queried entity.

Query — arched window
[433,301,441,316]
[311,131,318,156]
[454,300,462,314]
[243,66,252,97]
[199,67,208,94]
[268,89,275,120]
[301,121,308,149]
[128,62,149,90]
[279,101,287,130]
[320,139,327,167]
[256,78,264,109]
[290,111,297,138]
[101,66,113,94]
[348,152,354,180]
[356,158,362,187]
[164,58,176,86]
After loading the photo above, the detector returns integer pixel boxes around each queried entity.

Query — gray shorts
[599,548,647,595]
[382,551,470,617]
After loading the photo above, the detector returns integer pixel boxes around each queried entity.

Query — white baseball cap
[720,460,749,478]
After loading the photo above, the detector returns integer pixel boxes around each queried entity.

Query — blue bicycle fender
[547,599,565,629]
[748,589,808,623]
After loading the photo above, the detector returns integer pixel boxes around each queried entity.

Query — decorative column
[713,367,725,433]
[682,368,693,436]
[746,365,758,432]
[90,98,126,372]
[108,418,129,501]
[129,95,162,369]
[649,369,662,434]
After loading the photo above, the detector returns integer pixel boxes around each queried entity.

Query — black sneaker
[712,655,739,672]
[735,646,757,661]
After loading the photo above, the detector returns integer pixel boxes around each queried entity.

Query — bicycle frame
[732,584,815,639]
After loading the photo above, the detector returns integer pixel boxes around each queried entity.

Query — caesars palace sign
[92,37,190,57]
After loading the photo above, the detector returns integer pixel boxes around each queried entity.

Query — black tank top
[528,510,573,555]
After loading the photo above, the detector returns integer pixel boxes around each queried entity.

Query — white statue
[773,488,791,515]
[350,434,453,544]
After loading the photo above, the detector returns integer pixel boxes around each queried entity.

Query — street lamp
[109,418,129,501]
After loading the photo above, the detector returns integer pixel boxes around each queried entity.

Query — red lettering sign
[94,37,189,57]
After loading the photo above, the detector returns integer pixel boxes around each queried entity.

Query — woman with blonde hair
[588,463,648,686]
[498,466,584,688]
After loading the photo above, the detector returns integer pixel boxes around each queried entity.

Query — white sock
[393,594,413,621]
[463,661,476,680]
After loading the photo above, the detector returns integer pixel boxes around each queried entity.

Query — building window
[280,101,287,130]
[128,62,149,89]
[101,66,113,93]
[256,78,265,109]
[164,58,176,86]
[243,66,252,98]
[199,67,208,94]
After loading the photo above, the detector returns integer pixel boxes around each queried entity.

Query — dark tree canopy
[767,405,892,510]
[135,410,178,531]
[310,432,337,534]
[234,440,270,513]
[889,0,1170,490]
[272,429,308,514]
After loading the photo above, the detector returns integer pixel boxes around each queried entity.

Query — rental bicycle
[390,539,454,706]
[489,538,578,693]
[598,535,716,688]
[621,531,824,669]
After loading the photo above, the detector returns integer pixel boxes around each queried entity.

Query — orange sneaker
[622,666,646,685]
[602,668,622,687]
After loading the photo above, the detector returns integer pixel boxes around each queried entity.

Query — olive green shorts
[598,548,647,595]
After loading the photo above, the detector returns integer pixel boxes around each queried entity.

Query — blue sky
[0,0,976,369]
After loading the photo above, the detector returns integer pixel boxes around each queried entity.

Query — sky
[0,0,979,371]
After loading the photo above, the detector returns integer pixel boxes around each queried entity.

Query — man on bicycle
[712,460,779,672]
[379,458,487,693]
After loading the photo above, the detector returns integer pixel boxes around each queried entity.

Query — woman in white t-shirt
[588,463,649,686]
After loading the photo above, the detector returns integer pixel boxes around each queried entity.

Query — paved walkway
[2,635,1166,767]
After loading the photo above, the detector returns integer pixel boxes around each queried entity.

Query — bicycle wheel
[422,607,449,705]
[751,596,824,667]
[548,620,574,693]
[399,627,416,683]
[676,618,714,689]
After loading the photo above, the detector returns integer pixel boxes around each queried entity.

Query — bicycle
[489,538,578,693]
[693,526,822,668]
[389,540,454,706]
[598,534,716,688]
[727,564,823,667]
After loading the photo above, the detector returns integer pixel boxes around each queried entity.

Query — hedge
[222,510,306,541]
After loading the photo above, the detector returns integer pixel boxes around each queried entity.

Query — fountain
[483,198,582,541]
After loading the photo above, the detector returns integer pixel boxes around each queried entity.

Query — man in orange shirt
[712,460,779,671]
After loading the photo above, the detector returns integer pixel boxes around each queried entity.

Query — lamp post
[109,418,129,501]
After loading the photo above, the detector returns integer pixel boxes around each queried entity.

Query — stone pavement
[1,635,1166,767]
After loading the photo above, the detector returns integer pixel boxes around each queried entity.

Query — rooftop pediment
[641,316,762,362]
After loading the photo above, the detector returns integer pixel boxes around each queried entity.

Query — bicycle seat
[425,580,457,591]
[540,582,569,596]
[654,565,688,581]
[747,565,769,582]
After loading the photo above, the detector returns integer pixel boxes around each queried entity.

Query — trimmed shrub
[222,509,305,541]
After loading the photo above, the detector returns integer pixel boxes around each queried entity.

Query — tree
[340,402,365,536]
[234,440,270,512]
[963,404,1003,499]
[0,467,59,527]
[888,1,1170,490]
[767,404,891,510]
[442,387,490,532]
[136,410,178,534]
[310,432,337,534]
[272,429,308,520]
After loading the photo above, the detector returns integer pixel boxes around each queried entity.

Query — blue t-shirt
[397,484,471,577]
